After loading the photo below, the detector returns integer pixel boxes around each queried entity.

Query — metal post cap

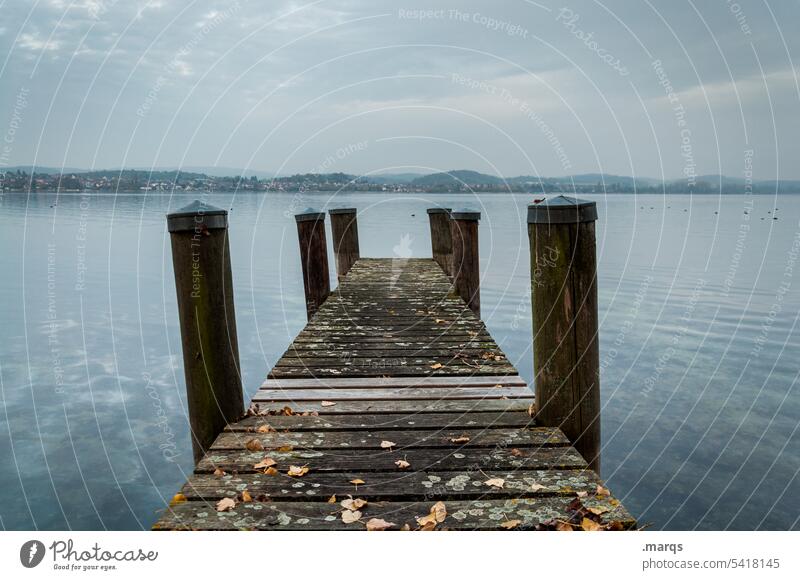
[450,208,481,221]
[527,195,597,224]
[328,207,357,215]
[167,200,228,232]
[295,208,326,222]
[426,207,452,215]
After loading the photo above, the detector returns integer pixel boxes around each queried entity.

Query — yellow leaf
[169,493,187,506]
[327,495,337,503]
[416,501,447,529]
[581,517,603,531]
[264,467,278,476]
[366,518,396,531]
[256,424,274,433]
[500,519,522,529]
[320,401,336,407]
[395,459,411,469]
[216,497,236,512]
[341,498,368,511]
[245,438,264,452]
[484,478,505,489]
[253,457,277,470]
[341,510,362,524]
[349,478,365,485]
[276,445,294,453]
[380,440,396,449]
[287,465,309,477]
[430,363,443,369]
[241,490,252,503]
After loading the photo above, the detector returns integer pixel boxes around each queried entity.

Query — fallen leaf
[588,505,610,515]
[530,483,547,492]
[253,457,277,470]
[349,478,365,486]
[256,424,274,433]
[245,438,264,452]
[510,448,523,457]
[169,493,187,506]
[264,467,278,476]
[276,445,294,453]
[287,465,309,477]
[430,363,443,370]
[416,501,447,529]
[213,468,226,476]
[435,318,445,324]
[281,406,294,416]
[500,519,522,530]
[366,518,396,531]
[216,497,236,512]
[581,517,603,531]
[327,495,337,503]
[321,401,336,407]
[527,402,536,417]
[395,459,411,469]
[576,491,588,498]
[241,490,252,503]
[341,498,368,511]
[596,484,611,497]
[380,440,396,449]
[485,478,505,489]
[450,435,470,443]
[400,524,411,531]
[341,510,362,524]
[555,521,574,531]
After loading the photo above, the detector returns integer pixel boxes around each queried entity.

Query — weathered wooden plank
[211,427,567,451]
[254,386,532,401]
[196,446,586,474]
[180,469,600,501]
[241,398,534,415]
[154,496,634,531]
[268,367,519,378]
[260,375,527,389]
[227,411,535,432]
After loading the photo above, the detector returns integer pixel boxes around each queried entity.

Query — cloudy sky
[1,0,798,180]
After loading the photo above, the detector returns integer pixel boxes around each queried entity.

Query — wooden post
[295,208,330,318]
[527,195,600,473]
[450,209,481,316]
[427,207,452,276]
[328,208,360,280]
[167,200,244,464]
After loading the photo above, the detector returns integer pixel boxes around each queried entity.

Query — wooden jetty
[154,200,635,531]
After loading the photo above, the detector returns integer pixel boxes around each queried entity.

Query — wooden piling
[450,209,481,316]
[427,207,452,277]
[167,200,244,464]
[527,195,600,473]
[295,208,331,318]
[328,208,360,280]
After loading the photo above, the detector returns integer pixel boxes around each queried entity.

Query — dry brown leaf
[320,401,336,407]
[213,468,226,476]
[527,401,536,417]
[416,501,447,529]
[450,435,470,443]
[253,457,277,470]
[241,490,252,503]
[327,495,337,503]
[596,484,611,497]
[576,491,588,498]
[484,478,505,489]
[366,518,396,531]
[349,478,365,485]
[169,493,187,506]
[341,510,362,524]
[400,524,411,531]
[287,465,309,477]
[380,440,396,449]
[281,406,294,416]
[264,467,278,476]
[435,318,445,324]
[341,498,368,511]
[588,505,610,515]
[245,438,264,452]
[276,445,294,453]
[555,521,574,532]
[510,448,523,457]
[216,497,236,512]
[395,459,411,469]
[581,517,603,531]
[530,483,547,492]
[256,424,274,433]
[500,519,522,530]
[430,363,443,369]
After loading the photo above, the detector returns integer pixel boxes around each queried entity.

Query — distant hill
[410,170,505,187]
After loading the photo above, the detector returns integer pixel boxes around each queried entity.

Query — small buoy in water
[411,213,415,217]
[714,211,718,214]
[774,217,778,220]
[684,209,688,212]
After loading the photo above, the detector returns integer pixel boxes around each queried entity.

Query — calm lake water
[1,191,798,531]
